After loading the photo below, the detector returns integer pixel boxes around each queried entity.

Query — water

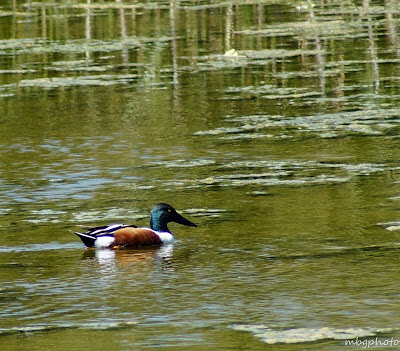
[0,0,399,349]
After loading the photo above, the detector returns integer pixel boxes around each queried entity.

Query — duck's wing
[82,223,137,236]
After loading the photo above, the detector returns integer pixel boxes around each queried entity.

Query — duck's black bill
[174,212,197,227]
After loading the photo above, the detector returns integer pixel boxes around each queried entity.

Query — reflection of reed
[170,1,178,86]
[170,1,180,113]
[118,0,127,38]
[85,0,91,40]
[385,0,400,63]
[364,0,380,92]
[85,0,91,62]
[41,5,46,39]
[305,1,326,95]
[11,0,17,12]
[225,5,233,52]
[118,0,129,64]
[256,3,264,49]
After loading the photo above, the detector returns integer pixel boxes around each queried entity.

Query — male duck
[72,203,197,249]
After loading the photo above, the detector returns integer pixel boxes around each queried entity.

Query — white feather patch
[91,223,125,235]
[95,236,115,248]
[154,231,175,245]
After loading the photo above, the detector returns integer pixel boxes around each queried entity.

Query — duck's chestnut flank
[71,203,197,249]
[113,228,163,247]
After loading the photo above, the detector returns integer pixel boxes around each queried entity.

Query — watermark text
[345,337,399,348]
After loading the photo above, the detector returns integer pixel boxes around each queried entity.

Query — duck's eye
[167,208,172,213]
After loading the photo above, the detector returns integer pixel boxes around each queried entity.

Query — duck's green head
[150,203,197,232]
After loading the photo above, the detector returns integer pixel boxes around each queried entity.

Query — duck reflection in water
[82,244,175,273]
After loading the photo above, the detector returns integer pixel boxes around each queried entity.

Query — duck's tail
[70,231,96,248]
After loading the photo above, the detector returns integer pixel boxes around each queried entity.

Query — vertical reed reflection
[118,0,129,64]
[41,5,46,38]
[170,1,181,114]
[225,5,233,52]
[363,0,380,92]
[306,0,326,95]
[85,0,91,62]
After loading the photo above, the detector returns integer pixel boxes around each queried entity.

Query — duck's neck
[150,216,170,233]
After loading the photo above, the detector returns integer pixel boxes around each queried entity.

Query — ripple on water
[183,208,228,218]
[378,220,400,232]
[230,325,395,344]
[186,160,387,189]
[0,242,81,253]
[194,108,400,139]
[70,208,144,223]
[1,75,140,90]
[148,158,216,168]
[24,209,67,224]
[0,319,138,336]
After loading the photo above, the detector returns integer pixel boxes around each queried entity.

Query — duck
[72,203,197,249]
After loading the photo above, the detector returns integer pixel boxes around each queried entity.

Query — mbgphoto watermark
[345,337,400,348]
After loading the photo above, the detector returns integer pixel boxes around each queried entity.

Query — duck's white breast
[154,231,174,245]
